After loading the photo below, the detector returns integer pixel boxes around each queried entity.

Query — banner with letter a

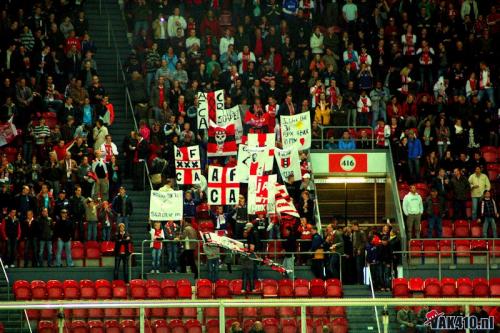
[216,106,243,143]
[274,148,301,181]
[197,90,224,129]
[248,174,277,214]
[207,166,239,205]
[280,113,311,150]
[149,190,183,221]
[175,146,201,185]
[207,122,238,157]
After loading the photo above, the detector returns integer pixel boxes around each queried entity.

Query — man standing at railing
[425,188,445,238]
[402,184,424,240]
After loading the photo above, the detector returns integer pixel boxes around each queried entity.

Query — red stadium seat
[261,307,277,318]
[325,279,342,297]
[30,280,46,300]
[473,278,489,297]
[282,319,297,333]
[214,279,231,298]
[85,241,102,266]
[185,320,202,333]
[423,240,438,264]
[80,280,98,318]
[183,307,197,319]
[95,279,112,299]
[424,278,441,297]
[455,240,471,264]
[294,279,310,297]
[471,240,488,264]
[262,318,279,333]
[454,220,470,238]
[409,240,422,264]
[229,279,243,296]
[14,280,31,300]
[168,319,186,333]
[310,279,325,297]
[310,305,328,318]
[489,278,500,297]
[70,320,89,333]
[72,241,85,264]
[100,241,115,256]
[88,320,104,333]
[441,278,457,297]
[146,279,162,299]
[111,280,129,318]
[176,279,192,298]
[196,279,213,299]
[313,319,329,333]
[104,320,121,333]
[206,320,219,333]
[420,220,428,238]
[442,220,453,238]
[262,279,278,297]
[152,319,169,333]
[279,305,296,318]
[331,317,348,333]
[487,164,498,181]
[278,279,294,297]
[47,280,63,299]
[471,221,483,238]
[112,280,128,299]
[457,277,473,297]
[408,277,424,293]
[161,279,177,298]
[130,279,147,299]
[242,307,258,320]
[392,278,409,297]
[243,319,255,333]
[329,306,346,317]
[122,320,138,333]
[64,280,80,299]
[38,321,56,333]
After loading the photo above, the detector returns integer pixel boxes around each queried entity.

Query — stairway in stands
[85,0,151,277]
[343,285,399,333]
[0,266,30,333]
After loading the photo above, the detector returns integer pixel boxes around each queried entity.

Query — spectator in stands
[397,306,419,333]
[21,210,38,267]
[2,209,20,268]
[113,223,131,283]
[282,225,297,279]
[326,224,344,280]
[133,132,149,191]
[249,321,264,333]
[38,207,54,267]
[150,221,164,274]
[98,200,115,241]
[112,187,133,232]
[478,190,498,238]
[54,208,74,267]
[352,222,367,285]
[180,219,198,279]
[379,234,393,291]
[231,194,248,240]
[402,184,424,240]
[164,220,180,273]
[241,222,257,292]
[230,321,243,333]
[338,130,356,151]
[91,149,108,200]
[407,130,423,182]
[450,168,470,220]
[204,240,220,283]
[310,225,324,279]
[83,198,98,241]
[469,166,491,221]
[425,189,445,238]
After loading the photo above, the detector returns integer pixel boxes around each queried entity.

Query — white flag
[216,106,244,143]
[280,113,311,150]
[207,166,240,205]
[236,145,274,183]
[248,174,277,214]
[275,183,300,218]
[274,148,301,182]
[149,190,183,221]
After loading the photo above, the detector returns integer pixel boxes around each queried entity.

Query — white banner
[275,183,300,218]
[207,166,239,205]
[149,190,184,221]
[216,106,243,143]
[274,148,301,182]
[0,120,17,147]
[280,113,311,150]
[197,90,224,129]
[236,144,274,183]
[248,174,277,214]
[247,133,275,148]
[175,146,201,185]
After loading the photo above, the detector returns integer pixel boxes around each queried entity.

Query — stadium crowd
[0,0,498,296]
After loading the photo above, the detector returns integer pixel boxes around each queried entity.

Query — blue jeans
[478,88,495,107]
[483,217,498,238]
[207,258,219,283]
[146,72,155,95]
[87,222,97,241]
[134,20,149,35]
[56,239,73,267]
[166,242,178,272]
[102,226,111,241]
[428,215,442,238]
[151,248,162,271]
[472,197,481,221]
[371,108,386,128]
[408,158,420,181]
[117,216,129,231]
[39,240,53,266]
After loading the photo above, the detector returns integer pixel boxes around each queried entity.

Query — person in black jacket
[38,207,54,267]
[54,209,74,267]
[21,210,38,267]
[70,186,86,241]
[114,223,131,283]
[2,209,20,268]
[133,132,150,191]
[14,185,37,222]
[112,187,133,231]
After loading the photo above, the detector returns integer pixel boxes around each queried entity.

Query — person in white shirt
[309,26,324,54]
[478,61,495,107]
[100,135,119,163]
[402,184,424,240]
[468,166,491,221]
[342,0,357,24]
[152,13,168,51]
[185,29,201,51]
[219,28,235,56]
[237,45,256,74]
[167,7,187,38]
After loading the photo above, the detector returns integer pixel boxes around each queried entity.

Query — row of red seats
[419,220,498,238]
[392,277,500,298]
[409,239,499,264]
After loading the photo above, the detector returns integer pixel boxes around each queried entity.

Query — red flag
[208,122,238,157]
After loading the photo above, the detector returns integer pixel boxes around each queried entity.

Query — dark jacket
[114,231,131,256]
[70,195,86,220]
[450,175,470,201]
[3,216,21,240]
[54,217,73,242]
[38,216,54,241]
[112,194,133,217]
[425,195,446,217]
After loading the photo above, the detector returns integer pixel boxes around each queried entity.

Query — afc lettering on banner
[207,166,239,205]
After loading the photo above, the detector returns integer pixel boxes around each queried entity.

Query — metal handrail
[367,261,382,333]
[388,144,407,252]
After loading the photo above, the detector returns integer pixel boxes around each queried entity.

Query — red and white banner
[275,184,300,218]
[216,106,243,143]
[207,121,238,157]
[0,120,17,147]
[207,166,239,205]
[197,90,224,129]
[236,144,274,182]
[248,174,277,214]
[246,133,275,148]
[175,146,202,184]
[280,113,311,150]
[274,148,301,182]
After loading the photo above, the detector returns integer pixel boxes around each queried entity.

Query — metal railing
[367,262,382,333]
[387,144,407,252]
[4,298,500,333]
[312,125,376,150]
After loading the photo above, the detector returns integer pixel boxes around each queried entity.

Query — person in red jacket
[200,10,221,38]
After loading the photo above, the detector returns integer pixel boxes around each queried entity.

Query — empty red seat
[206,319,219,333]
[489,278,500,297]
[88,320,104,333]
[130,279,147,299]
[169,319,186,333]
[46,280,63,299]
[294,279,310,297]
[100,241,115,256]
[442,220,453,238]
[457,277,473,297]
[30,280,46,300]
[261,307,276,318]
[309,279,325,297]
[70,320,89,333]
[329,306,346,317]
[161,279,177,298]
[278,279,294,297]
[110,280,128,318]
[196,279,213,299]
[454,220,470,238]
[473,277,489,297]
[95,279,112,299]
[242,319,255,333]
[152,319,169,333]
[229,279,243,296]
[214,279,231,298]
[185,319,202,333]
[424,278,441,297]
[14,280,31,300]
[146,279,162,299]
[408,277,424,293]
[262,279,278,297]
[409,240,423,257]
[310,305,328,318]
[326,279,342,297]
[121,320,138,333]
[38,320,56,333]
[85,241,102,265]
[439,240,452,258]
[72,241,85,261]
[176,279,192,298]
[455,240,471,263]
[441,278,457,297]
[332,317,348,333]
[262,318,279,333]
[104,320,120,333]
[392,278,409,297]
[282,318,297,333]
[471,221,483,238]
[63,280,80,299]
[112,280,128,299]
